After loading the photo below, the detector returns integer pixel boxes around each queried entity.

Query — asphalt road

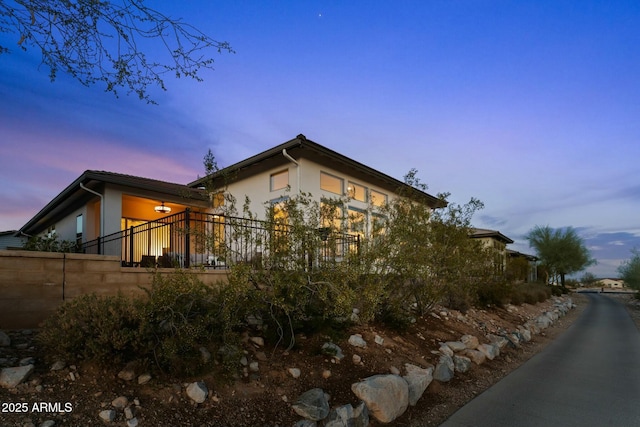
[440,294,640,427]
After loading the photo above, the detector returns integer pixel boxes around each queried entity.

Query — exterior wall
[0,250,228,329]
[0,233,27,250]
[598,278,624,288]
[223,158,402,233]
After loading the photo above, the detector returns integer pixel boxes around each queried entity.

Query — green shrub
[476,280,512,308]
[38,293,141,365]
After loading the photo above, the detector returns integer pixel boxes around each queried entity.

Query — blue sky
[1,1,639,278]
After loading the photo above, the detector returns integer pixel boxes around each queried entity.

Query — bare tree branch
[0,0,233,103]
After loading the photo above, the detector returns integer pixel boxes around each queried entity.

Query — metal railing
[82,209,360,269]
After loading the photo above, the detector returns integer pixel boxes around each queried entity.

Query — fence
[82,209,360,270]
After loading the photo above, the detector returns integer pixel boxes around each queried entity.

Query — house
[470,228,514,275]
[506,249,539,283]
[0,230,27,250]
[597,278,625,289]
[17,134,444,267]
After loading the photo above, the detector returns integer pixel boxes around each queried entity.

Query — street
[440,293,640,427]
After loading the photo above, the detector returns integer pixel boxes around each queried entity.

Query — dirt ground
[0,293,598,427]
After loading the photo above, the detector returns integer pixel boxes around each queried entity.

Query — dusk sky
[1,1,639,278]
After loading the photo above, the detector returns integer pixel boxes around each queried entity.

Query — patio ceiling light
[154,202,171,214]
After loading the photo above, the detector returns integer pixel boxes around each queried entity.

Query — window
[211,192,225,208]
[347,182,367,202]
[372,213,386,237]
[320,172,343,195]
[76,214,83,245]
[270,170,289,191]
[370,190,388,207]
[321,200,343,230]
[348,207,367,239]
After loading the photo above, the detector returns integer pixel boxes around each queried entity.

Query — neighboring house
[470,228,514,275]
[597,278,625,289]
[18,134,444,267]
[506,249,539,283]
[0,230,27,250]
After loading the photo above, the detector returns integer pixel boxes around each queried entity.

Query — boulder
[292,388,330,421]
[348,334,367,348]
[111,396,129,409]
[0,364,34,388]
[445,341,467,353]
[463,349,487,365]
[293,421,317,427]
[477,343,499,360]
[324,402,369,427]
[433,355,455,382]
[439,344,454,357]
[487,334,509,349]
[403,363,434,406]
[453,355,472,373]
[461,334,479,349]
[322,342,345,361]
[117,362,137,381]
[186,381,208,404]
[288,368,301,378]
[99,409,116,422]
[351,374,409,423]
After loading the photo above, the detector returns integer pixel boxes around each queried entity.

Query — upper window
[270,170,289,191]
[320,172,343,195]
[347,182,367,202]
[370,190,388,207]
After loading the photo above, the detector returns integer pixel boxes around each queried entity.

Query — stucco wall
[0,250,228,329]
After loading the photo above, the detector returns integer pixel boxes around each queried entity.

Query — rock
[351,374,409,423]
[111,396,129,409]
[445,341,467,353]
[39,421,55,427]
[0,331,10,346]
[249,361,259,372]
[321,342,344,361]
[20,357,36,366]
[288,368,301,378]
[117,362,137,381]
[246,314,263,328]
[487,334,509,349]
[477,343,500,360]
[292,388,330,421]
[461,334,479,349]
[348,334,367,348]
[186,381,208,403]
[389,365,400,375]
[99,410,116,422]
[518,327,532,342]
[50,360,66,371]
[453,355,472,373]
[199,347,211,363]
[0,364,34,388]
[403,363,434,406]
[124,406,135,420]
[254,351,268,361]
[535,314,552,329]
[293,420,317,427]
[137,373,151,385]
[463,349,487,365]
[249,336,264,347]
[433,355,455,382]
[324,402,369,427]
[374,335,384,345]
[439,344,454,357]
[352,354,362,364]
[126,418,139,427]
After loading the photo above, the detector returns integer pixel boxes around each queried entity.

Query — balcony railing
[82,209,360,269]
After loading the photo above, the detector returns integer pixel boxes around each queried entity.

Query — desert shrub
[38,293,141,365]
[509,283,551,305]
[39,271,252,376]
[24,235,79,253]
[137,270,249,375]
[476,279,512,308]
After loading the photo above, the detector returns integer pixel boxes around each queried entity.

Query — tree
[580,271,598,288]
[618,249,640,291]
[525,225,595,288]
[0,0,233,102]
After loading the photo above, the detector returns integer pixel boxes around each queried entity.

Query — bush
[39,271,250,376]
[38,293,140,365]
[476,280,512,308]
[508,283,551,305]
